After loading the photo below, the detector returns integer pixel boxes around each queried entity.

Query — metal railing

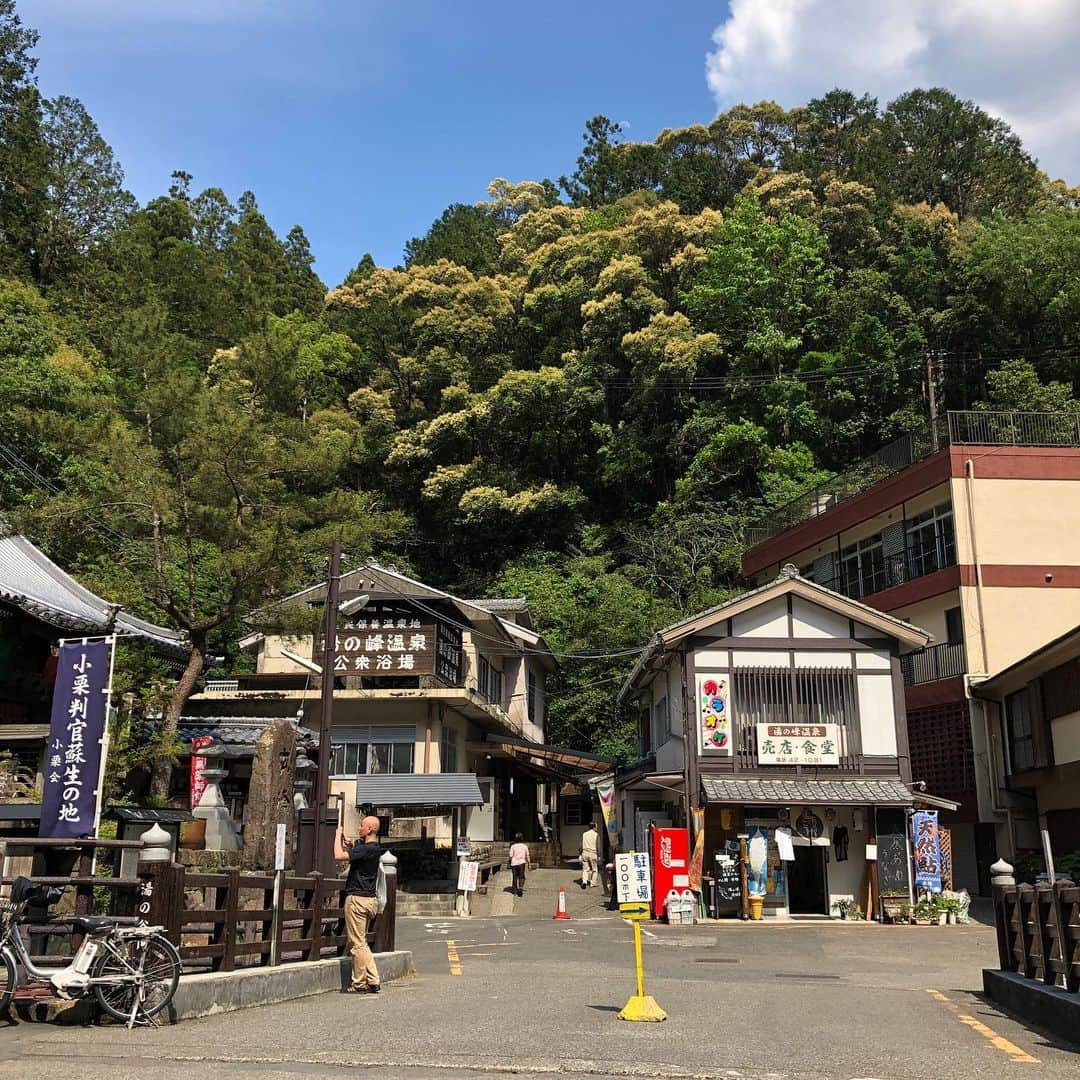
[745,411,1080,548]
[812,543,958,603]
[900,641,967,686]
[950,410,1080,447]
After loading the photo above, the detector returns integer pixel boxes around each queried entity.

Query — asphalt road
[1,911,1076,1079]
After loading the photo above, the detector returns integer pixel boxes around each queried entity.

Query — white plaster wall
[856,650,892,671]
[693,649,730,668]
[857,675,898,756]
[791,596,849,638]
[852,621,879,641]
[732,596,789,637]
[730,650,793,668]
[793,650,849,668]
[1051,710,1080,765]
[824,808,869,910]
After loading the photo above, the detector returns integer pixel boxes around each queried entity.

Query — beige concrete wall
[257,634,314,673]
[891,593,958,646]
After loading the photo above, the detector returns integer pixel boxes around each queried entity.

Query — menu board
[713,855,742,913]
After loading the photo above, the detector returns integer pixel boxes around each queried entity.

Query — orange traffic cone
[554,885,569,920]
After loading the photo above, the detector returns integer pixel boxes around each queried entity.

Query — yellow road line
[924,989,1038,1064]
[452,942,520,949]
[446,939,462,976]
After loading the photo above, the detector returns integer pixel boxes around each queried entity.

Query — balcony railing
[900,641,967,686]
[813,543,957,603]
[745,411,1080,547]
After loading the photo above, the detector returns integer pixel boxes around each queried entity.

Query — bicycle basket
[0,899,23,939]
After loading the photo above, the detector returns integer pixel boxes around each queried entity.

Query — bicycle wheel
[0,946,15,1014]
[91,933,181,1023]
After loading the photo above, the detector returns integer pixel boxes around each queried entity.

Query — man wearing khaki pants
[335,815,382,994]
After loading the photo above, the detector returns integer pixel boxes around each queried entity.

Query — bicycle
[1,876,181,1028]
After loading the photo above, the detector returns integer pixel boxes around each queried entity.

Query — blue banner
[39,639,113,839]
[911,809,942,895]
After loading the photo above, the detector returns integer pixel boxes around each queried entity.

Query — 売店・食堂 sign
[755,723,840,766]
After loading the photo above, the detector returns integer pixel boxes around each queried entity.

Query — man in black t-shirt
[335,815,382,994]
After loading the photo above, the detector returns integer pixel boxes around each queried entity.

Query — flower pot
[946,911,955,925]
[937,912,947,926]
[749,896,764,921]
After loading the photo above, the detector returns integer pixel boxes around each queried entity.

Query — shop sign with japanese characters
[40,639,112,838]
[756,723,841,765]
[615,851,652,904]
[316,604,437,677]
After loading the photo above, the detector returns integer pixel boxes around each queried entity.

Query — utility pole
[926,351,940,451]
[312,537,342,873]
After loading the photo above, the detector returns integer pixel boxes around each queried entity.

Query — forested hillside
[1,1,1078,771]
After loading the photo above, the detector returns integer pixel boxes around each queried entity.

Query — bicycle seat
[70,915,141,932]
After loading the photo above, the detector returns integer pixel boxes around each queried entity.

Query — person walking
[508,832,531,897]
[335,815,383,995]
[580,821,600,888]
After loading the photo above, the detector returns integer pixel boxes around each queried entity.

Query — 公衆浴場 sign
[756,723,840,765]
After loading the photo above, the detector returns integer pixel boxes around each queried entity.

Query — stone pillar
[139,823,172,862]
[990,857,1015,970]
[243,720,298,870]
[193,758,241,852]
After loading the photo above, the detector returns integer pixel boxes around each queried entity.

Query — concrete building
[739,411,1080,893]
[617,566,954,918]
[183,561,559,855]
[971,624,1080,860]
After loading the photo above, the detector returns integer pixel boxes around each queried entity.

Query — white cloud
[706,0,1080,182]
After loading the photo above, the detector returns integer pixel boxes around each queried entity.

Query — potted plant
[832,897,856,920]
[939,896,961,924]
[896,902,911,924]
[913,899,936,925]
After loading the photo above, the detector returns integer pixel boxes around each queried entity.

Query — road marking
[924,989,1038,1064]
[446,940,462,976]
[453,942,519,949]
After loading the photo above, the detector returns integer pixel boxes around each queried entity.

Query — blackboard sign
[877,833,909,896]
[713,855,742,913]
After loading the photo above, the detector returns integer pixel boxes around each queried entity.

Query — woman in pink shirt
[508,833,531,897]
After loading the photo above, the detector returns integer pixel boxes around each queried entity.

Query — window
[527,670,537,725]
[841,534,886,598]
[564,800,585,826]
[440,724,459,773]
[654,696,671,745]
[1005,690,1035,773]
[330,726,416,776]
[906,503,956,578]
[477,655,503,707]
[638,706,652,758]
[945,607,964,645]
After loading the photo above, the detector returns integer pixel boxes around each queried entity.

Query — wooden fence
[993,882,1080,992]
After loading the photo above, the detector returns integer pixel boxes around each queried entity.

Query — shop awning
[355,772,484,807]
[481,734,613,773]
[702,777,917,806]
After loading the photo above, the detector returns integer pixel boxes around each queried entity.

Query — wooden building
[617,565,958,918]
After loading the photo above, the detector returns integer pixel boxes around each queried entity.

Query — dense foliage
[1,2,1078,777]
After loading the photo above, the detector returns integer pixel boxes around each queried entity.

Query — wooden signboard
[316,603,437,677]
[876,833,909,896]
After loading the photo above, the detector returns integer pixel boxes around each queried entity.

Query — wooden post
[1016,885,1035,979]
[220,867,240,973]
[137,861,182,947]
[1034,885,1051,984]
[737,834,749,921]
[374,851,397,954]
[306,872,325,962]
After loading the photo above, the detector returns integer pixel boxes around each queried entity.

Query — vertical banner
[911,810,942,895]
[190,735,214,808]
[698,675,732,754]
[39,639,113,839]
[688,806,705,893]
[594,772,618,851]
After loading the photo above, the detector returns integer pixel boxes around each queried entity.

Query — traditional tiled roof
[0,533,187,656]
[701,776,915,806]
[178,716,318,747]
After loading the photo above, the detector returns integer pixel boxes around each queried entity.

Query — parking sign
[615,851,652,904]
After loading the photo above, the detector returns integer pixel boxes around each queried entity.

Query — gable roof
[0,532,188,657]
[619,565,930,701]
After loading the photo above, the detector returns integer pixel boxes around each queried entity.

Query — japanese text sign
[315,604,437,677]
[698,675,732,755]
[615,851,652,904]
[756,723,840,765]
[40,639,112,839]
[457,860,479,892]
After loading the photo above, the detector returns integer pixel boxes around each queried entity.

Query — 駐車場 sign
[756,723,840,766]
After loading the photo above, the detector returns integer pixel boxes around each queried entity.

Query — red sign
[190,735,213,808]
[651,826,691,918]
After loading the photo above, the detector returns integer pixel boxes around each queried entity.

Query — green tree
[404,202,503,275]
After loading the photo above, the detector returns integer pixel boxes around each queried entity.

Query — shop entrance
[787,845,828,914]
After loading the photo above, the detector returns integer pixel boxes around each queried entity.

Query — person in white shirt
[579,822,600,888]
[508,832,531,897]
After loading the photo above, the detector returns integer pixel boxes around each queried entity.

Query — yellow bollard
[618,906,666,1022]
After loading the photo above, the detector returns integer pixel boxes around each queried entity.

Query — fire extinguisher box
[651,826,691,918]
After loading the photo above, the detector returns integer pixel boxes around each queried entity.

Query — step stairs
[395,891,457,918]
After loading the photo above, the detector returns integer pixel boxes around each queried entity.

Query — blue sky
[20,2,1078,287]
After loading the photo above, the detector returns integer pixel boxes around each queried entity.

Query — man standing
[580,821,600,889]
[335,815,382,995]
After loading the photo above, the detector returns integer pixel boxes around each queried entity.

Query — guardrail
[950,410,1080,447]
[994,881,1080,992]
[900,641,967,686]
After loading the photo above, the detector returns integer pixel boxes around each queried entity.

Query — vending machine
[650,826,691,918]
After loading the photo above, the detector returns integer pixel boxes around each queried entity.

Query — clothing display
[775,825,795,862]
[832,825,849,861]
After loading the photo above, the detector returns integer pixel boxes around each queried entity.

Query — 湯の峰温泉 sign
[315,603,437,677]
[756,723,840,765]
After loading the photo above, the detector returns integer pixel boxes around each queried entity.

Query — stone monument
[243,719,298,870]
